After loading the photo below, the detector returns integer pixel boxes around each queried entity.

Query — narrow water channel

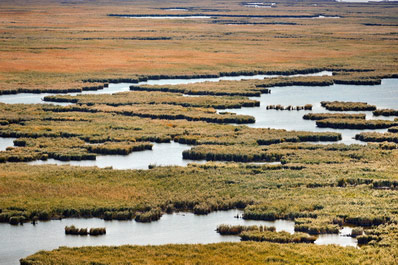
[0,71,332,104]
[27,142,205,170]
[223,78,398,144]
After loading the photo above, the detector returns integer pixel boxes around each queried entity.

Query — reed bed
[89,227,106,236]
[388,127,398,133]
[266,104,312,111]
[294,223,339,235]
[87,142,153,155]
[373,109,398,117]
[316,119,398,130]
[65,225,106,236]
[321,101,377,111]
[216,224,276,235]
[303,113,366,120]
[44,91,260,110]
[65,225,88,235]
[19,242,378,265]
[355,132,398,143]
[240,231,316,244]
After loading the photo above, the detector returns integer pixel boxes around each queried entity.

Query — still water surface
[0,71,331,104]
[0,209,356,265]
[28,142,205,170]
[224,79,398,144]
[0,137,15,151]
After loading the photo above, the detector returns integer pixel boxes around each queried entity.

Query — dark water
[0,209,357,265]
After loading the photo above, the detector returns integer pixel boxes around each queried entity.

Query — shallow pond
[0,137,16,151]
[314,227,357,247]
[0,209,357,265]
[224,78,398,144]
[28,142,205,170]
[0,71,331,105]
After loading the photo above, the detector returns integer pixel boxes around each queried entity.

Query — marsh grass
[321,101,376,111]
[216,224,275,235]
[240,231,316,244]
[316,119,398,130]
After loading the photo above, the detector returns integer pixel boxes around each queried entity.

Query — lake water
[223,78,398,144]
[0,209,357,265]
[27,142,205,170]
[0,71,332,105]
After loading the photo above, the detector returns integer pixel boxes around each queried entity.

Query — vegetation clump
[294,218,339,235]
[316,119,398,130]
[303,113,366,120]
[65,225,88,235]
[216,224,275,235]
[355,132,398,143]
[135,209,162,222]
[373,109,398,117]
[89,227,106,236]
[65,225,106,236]
[266,104,312,111]
[321,101,376,111]
[240,230,316,243]
[87,142,153,155]
[44,91,260,110]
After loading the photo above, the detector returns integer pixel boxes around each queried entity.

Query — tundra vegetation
[1,0,398,264]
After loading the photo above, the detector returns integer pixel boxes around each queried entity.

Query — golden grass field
[0,0,397,91]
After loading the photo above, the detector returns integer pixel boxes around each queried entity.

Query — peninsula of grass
[43,91,260,110]
[303,113,366,120]
[355,132,398,143]
[373,109,398,117]
[240,231,316,244]
[316,119,398,130]
[321,101,377,111]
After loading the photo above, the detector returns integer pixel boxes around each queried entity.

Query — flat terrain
[1,0,398,264]
[0,0,397,92]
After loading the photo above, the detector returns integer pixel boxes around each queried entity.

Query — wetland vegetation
[1,0,398,264]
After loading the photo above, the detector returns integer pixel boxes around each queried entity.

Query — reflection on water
[27,142,205,170]
[224,79,398,144]
[0,210,293,265]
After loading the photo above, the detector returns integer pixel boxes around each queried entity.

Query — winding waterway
[0,71,332,105]
[28,142,205,170]
[223,78,398,144]
[0,209,357,265]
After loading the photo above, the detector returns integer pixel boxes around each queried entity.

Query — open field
[0,0,397,93]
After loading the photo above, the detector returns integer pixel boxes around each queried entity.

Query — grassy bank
[20,242,392,265]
